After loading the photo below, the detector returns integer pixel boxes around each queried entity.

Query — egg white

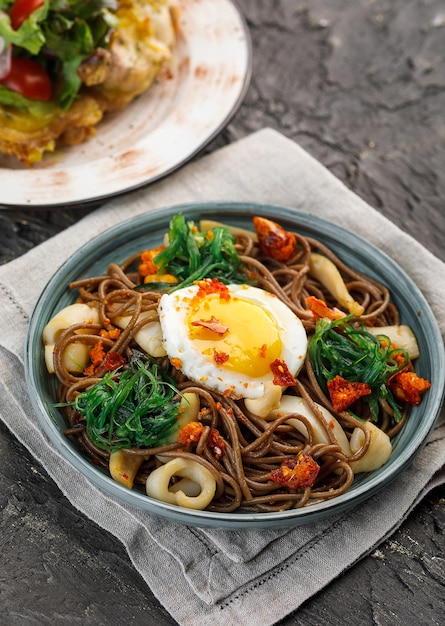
[158,283,307,399]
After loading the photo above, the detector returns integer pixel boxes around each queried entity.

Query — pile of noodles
[52,225,407,513]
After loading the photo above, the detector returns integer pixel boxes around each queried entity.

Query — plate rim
[25,201,445,529]
[0,0,252,209]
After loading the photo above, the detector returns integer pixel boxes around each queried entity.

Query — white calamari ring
[146,457,216,510]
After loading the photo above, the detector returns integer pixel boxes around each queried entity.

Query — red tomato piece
[0,57,52,101]
[9,0,44,30]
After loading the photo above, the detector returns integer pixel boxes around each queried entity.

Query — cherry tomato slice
[9,0,44,30]
[0,57,52,101]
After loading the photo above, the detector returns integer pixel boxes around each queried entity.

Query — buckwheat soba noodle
[43,214,431,513]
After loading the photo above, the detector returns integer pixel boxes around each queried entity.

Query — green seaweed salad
[150,212,249,290]
[72,352,180,451]
[309,315,409,423]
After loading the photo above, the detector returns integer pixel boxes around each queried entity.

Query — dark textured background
[1,1,444,624]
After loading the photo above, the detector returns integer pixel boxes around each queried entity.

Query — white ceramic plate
[0,0,251,208]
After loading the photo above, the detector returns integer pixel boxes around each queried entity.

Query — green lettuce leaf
[0,1,49,54]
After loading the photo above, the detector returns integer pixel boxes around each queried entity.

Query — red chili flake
[306,296,346,321]
[270,359,297,386]
[214,351,230,365]
[139,245,166,278]
[327,375,372,412]
[122,473,129,481]
[270,454,320,490]
[100,327,121,340]
[170,357,183,370]
[104,351,126,371]
[207,429,225,460]
[192,316,229,335]
[177,421,204,446]
[90,339,105,364]
[390,349,409,368]
[258,344,267,358]
[195,278,231,301]
[83,339,106,376]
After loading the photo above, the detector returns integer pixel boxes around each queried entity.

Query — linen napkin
[0,129,444,626]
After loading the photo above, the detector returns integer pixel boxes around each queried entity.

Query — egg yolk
[187,295,282,378]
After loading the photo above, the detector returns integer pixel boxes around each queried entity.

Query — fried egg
[158,281,307,399]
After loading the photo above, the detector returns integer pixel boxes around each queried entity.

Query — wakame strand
[72,354,181,451]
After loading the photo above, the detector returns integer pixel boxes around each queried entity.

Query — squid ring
[145,457,216,510]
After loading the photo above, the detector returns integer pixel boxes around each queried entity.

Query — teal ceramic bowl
[25,202,445,529]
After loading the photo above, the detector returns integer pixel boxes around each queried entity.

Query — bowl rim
[25,201,445,529]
